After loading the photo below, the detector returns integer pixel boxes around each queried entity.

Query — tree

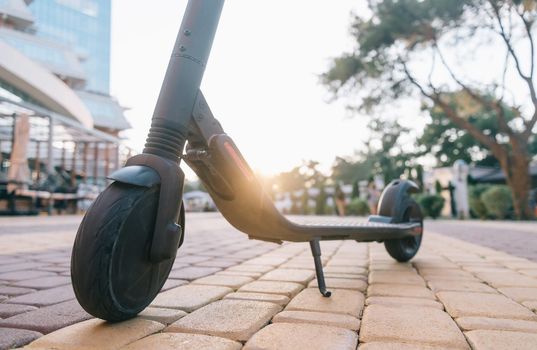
[271,165,308,193]
[300,188,310,214]
[351,180,360,198]
[331,156,374,184]
[364,118,415,185]
[323,0,537,219]
[315,184,328,215]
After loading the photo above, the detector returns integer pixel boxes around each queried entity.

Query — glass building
[28,0,111,94]
[0,0,128,133]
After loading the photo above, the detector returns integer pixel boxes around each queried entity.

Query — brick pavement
[0,213,536,349]
[426,220,537,262]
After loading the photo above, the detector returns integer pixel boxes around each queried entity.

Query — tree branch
[488,0,537,136]
[400,60,503,156]
[516,7,535,79]
[434,43,513,137]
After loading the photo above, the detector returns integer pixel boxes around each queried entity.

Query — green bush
[416,194,445,219]
[469,184,492,219]
[346,198,370,216]
[481,185,513,219]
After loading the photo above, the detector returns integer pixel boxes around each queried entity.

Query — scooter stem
[144,0,225,161]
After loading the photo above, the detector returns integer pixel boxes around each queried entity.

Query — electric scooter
[71,0,424,322]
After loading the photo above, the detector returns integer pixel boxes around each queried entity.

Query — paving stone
[501,261,537,269]
[174,255,212,264]
[456,316,537,333]
[191,275,254,289]
[366,296,443,309]
[519,269,537,278]
[0,270,56,281]
[309,278,367,291]
[367,283,436,299]
[27,318,164,350]
[166,299,282,342]
[369,271,426,285]
[122,333,242,350]
[324,272,367,280]
[0,303,38,318]
[427,280,497,294]
[476,272,537,287]
[0,285,35,296]
[216,270,262,278]
[369,262,414,271]
[243,322,358,350]
[324,266,367,275]
[437,291,537,321]
[0,327,42,349]
[498,287,537,302]
[195,259,240,268]
[238,281,303,298]
[413,260,458,270]
[224,292,290,306]
[37,265,70,273]
[0,300,91,334]
[328,258,368,267]
[0,256,24,264]
[151,285,232,312]
[359,304,469,349]
[279,261,315,270]
[160,278,188,292]
[522,300,537,312]
[272,310,360,330]
[285,288,364,317]
[462,266,511,274]
[5,285,75,306]
[0,262,46,274]
[358,342,455,350]
[12,276,71,289]
[259,268,315,284]
[242,257,289,266]
[465,330,537,350]
[138,307,187,325]
[424,275,480,282]
[167,266,221,280]
[226,264,274,273]
[419,269,476,279]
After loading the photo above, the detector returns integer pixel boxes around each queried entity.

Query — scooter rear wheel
[382,199,423,262]
[71,182,177,322]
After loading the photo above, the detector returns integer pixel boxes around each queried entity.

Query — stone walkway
[1,213,537,349]
[426,220,537,262]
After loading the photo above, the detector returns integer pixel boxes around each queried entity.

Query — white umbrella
[7,114,31,193]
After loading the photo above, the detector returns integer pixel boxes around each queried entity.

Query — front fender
[108,165,160,187]
[377,179,419,223]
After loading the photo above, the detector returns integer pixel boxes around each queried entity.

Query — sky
[110,0,380,179]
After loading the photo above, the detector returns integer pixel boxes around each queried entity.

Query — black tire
[382,199,423,262]
[71,182,177,322]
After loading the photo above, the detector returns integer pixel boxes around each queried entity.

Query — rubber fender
[378,179,419,223]
[108,165,160,188]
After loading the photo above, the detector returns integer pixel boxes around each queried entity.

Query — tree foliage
[323,0,537,219]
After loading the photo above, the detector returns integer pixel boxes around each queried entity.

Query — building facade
[0,0,131,208]
[28,0,111,94]
[0,0,128,132]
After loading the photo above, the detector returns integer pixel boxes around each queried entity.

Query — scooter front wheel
[71,182,176,322]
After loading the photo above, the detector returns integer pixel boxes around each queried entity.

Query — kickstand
[309,239,331,297]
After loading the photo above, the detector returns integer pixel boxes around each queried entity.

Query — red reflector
[224,141,253,181]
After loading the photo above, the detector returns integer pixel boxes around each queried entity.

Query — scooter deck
[185,133,422,244]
